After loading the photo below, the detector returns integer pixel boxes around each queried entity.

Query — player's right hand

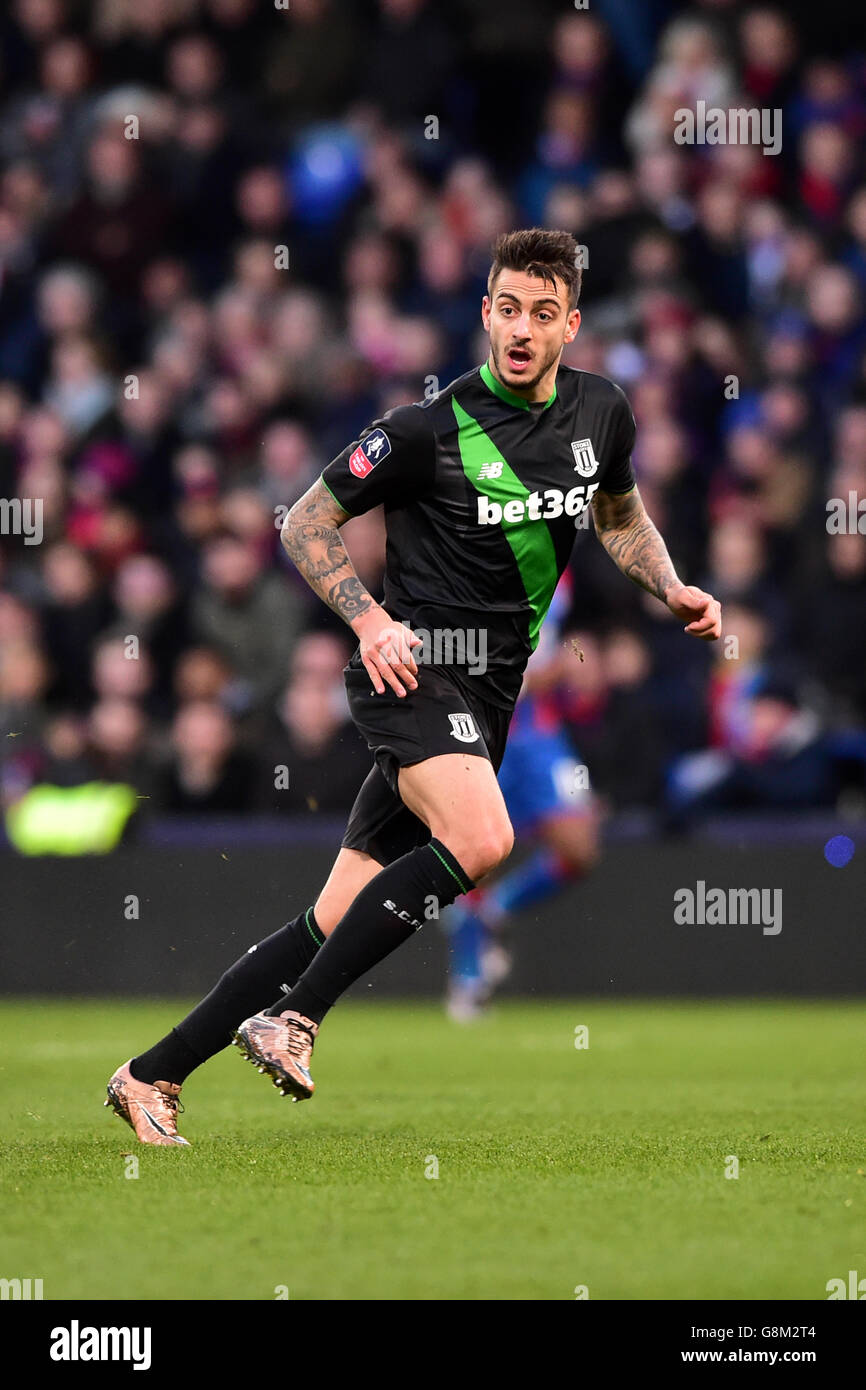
[353,606,422,697]
[665,583,722,640]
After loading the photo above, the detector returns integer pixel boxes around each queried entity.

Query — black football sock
[266,839,474,1026]
[128,1028,202,1088]
[130,907,326,1085]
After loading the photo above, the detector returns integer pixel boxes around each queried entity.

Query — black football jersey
[320,362,636,708]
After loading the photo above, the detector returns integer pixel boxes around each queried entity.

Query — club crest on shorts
[348,428,391,479]
[571,438,598,477]
[448,711,479,743]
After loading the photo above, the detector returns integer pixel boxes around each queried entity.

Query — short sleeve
[600,387,637,495]
[320,404,436,517]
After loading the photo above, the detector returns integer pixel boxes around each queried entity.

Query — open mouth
[506,347,533,373]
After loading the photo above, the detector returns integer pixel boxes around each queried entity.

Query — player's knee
[449,819,513,882]
[499,820,515,865]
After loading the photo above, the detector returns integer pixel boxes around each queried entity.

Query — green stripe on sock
[429,842,470,896]
[305,906,324,947]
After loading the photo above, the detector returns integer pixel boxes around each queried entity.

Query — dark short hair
[487,227,582,311]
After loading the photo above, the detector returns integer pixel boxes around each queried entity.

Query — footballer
[105,228,721,1144]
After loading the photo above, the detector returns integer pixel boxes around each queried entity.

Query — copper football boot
[105,1061,191,1146]
[233,1011,319,1100]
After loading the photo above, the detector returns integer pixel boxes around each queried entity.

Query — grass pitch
[1,999,863,1301]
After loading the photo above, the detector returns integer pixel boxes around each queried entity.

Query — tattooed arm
[591,485,722,640]
[591,485,678,600]
[281,478,371,622]
[281,478,420,695]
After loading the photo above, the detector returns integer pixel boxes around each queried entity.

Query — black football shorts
[341,646,513,865]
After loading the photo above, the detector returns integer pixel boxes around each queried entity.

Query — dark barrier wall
[2,837,863,997]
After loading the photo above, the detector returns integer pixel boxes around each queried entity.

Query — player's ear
[564,308,581,344]
[481,294,491,331]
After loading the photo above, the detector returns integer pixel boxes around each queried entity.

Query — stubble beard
[491,338,560,397]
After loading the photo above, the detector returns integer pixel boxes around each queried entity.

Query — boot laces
[282,1018,313,1060]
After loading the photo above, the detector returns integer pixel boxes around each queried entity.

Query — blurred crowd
[1,0,865,839]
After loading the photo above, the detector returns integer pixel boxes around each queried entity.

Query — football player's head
[482,228,582,397]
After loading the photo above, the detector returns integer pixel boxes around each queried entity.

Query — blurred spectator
[625,15,736,157]
[255,632,370,814]
[591,627,663,806]
[90,633,155,709]
[103,553,190,713]
[39,542,110,708]
[264,0,358,126]
[157,698,255,813]
[87,695,155,796]
[173,644,235,706]
[191,532,304,711]
[665,676,866,825]
[802,531,866,719]
[739,8,798,108]
[40,709,92,785]
[46,129,174,302]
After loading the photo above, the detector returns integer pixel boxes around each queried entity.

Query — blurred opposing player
[446,573,600,1019]
[105,228,721,1144]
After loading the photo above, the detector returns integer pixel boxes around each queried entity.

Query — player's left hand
[664,583,722,640]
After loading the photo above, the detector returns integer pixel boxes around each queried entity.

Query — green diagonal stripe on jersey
[452,395,559,650]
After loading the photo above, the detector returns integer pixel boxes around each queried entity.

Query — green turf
[1,999,864,1300]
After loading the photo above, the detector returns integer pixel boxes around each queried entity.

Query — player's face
[482,270,580,400]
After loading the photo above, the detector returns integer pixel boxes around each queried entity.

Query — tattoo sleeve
[591,486,680,603]
[280,479,377,627]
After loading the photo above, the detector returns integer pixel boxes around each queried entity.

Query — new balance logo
[448,712,479,743]
[477,461,504,480]
[477,484,598,524]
